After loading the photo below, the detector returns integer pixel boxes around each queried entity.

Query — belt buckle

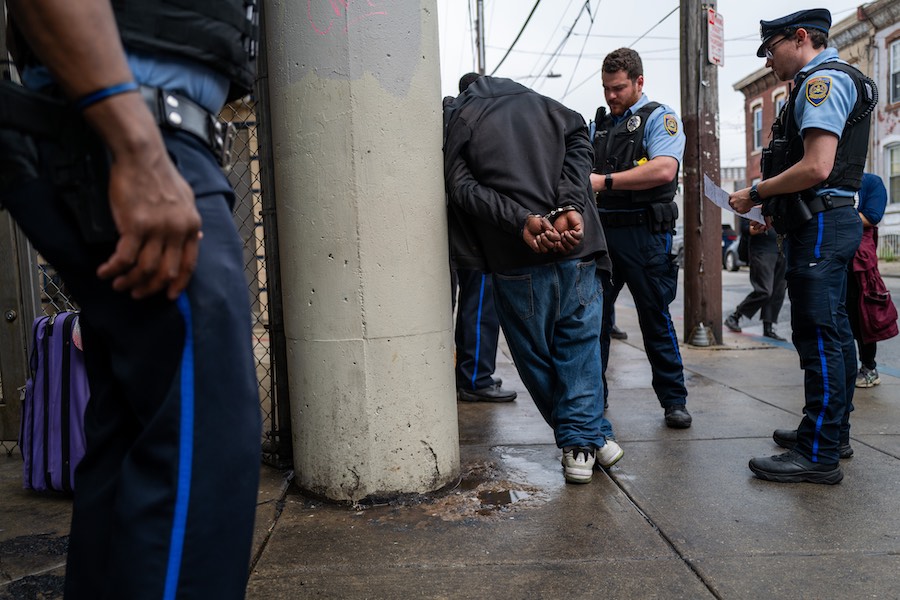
[210,119,236,170]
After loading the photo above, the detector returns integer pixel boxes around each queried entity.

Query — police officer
[590,48,691,429]
[3,0,261,596]
[730,8,876,484]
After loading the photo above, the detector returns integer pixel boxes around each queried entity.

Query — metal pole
[255,0,293,468]
[476,0,485,75]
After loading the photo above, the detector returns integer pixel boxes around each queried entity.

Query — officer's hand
[523,215,560,254]
[90,105,200,302]
[749,220,769,235]
[98,146,201,300]
[551,211,584,254]
[729,187,758,215]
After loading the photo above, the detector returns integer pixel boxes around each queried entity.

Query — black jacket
[443,77,610,274]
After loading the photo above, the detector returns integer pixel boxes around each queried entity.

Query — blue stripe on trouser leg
[164,293,195,599]
[455,269,501,390]
[811,326,830,462]
[470,274,486,388]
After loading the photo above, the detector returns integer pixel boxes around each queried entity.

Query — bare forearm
[7,0,132,98]
[7,0,161,159]
[602,156,678,191]
[757,129,837,199]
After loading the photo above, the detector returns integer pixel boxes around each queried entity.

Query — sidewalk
[3,298,900,599]
[879,257,900,278]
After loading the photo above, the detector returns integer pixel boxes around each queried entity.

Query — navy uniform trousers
[2,131,261,599]
[786,205,860,464]
[600,223,687,407]
[454,268,500,391]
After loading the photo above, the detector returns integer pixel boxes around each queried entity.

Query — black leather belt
[140,85,234,168]
[599,210,646,228]
[807,194,855,214]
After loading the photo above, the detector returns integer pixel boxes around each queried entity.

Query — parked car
[671,224,735,269]
[672,225,684,267]
[723,233,749,271]
[721,224,737,264]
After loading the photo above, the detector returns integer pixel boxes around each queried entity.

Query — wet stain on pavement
[356,461,548,525]
[0,573,65,600]
[0,534,68,558]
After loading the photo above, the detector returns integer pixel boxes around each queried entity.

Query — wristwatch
[749,183,761,204]
[605,173,613,191]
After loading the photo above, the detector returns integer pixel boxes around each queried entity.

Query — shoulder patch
[805,76,832,107]
[663,114,678,136]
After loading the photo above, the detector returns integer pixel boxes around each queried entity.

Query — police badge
[626,115,641,132]
[805,76,832,107]
[664,114,678,136]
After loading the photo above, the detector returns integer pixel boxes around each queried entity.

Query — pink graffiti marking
[307,0,387,36]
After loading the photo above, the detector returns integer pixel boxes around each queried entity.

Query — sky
[437,0,860,168]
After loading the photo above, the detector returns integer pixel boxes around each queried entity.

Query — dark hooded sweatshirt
[443,76,611,274]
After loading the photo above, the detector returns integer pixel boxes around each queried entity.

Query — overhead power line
[562,3,678,100]
[526,0,577,77]
[532,1,593,86]
[563,1,603,97]
[628,5,679,47]
[489,0,542,76]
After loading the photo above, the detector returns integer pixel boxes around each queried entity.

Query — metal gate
[0,96,292,468]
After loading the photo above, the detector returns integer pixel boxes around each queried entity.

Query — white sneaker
[596,440,624,469]
[561,447,595,483]
[856,366,880,388]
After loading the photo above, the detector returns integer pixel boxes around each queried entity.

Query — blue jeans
[786,206,861,464]
[492,258,613,449]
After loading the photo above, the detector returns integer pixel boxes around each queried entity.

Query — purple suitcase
[20,311,90,492]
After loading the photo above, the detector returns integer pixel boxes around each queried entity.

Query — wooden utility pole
[680,1,723,345]
[475,0,486,75]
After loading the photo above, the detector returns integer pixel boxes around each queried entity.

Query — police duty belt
[0,80,235,168]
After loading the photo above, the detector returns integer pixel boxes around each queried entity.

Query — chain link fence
[878,233,900,261]
[0,98,291,467]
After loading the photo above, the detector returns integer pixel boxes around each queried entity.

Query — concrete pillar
[263,0,459,501]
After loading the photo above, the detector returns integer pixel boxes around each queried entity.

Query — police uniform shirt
[613,93,686,165]
[791,48,859,199]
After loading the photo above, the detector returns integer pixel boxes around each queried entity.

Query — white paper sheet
[703,173,765,225]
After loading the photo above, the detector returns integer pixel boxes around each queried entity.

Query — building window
[890,40,900,104]
[774,93,786,116]
[892,40,900,104]
[752,104,763,151]
[889,144,900,204]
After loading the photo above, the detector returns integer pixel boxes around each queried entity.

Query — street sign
[707,8,724,67]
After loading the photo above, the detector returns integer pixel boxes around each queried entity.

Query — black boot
[724,312,742,332]
[763,322,786,341]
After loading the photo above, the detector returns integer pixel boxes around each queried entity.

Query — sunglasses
[765,34,793,60]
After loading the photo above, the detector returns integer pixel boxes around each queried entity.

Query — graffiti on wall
[307,0,387,36]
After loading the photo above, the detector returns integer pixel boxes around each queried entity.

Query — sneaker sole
[855,379,880,388]
[563,467,593,484]
[457,392,517,402]
[748,462,843,485]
